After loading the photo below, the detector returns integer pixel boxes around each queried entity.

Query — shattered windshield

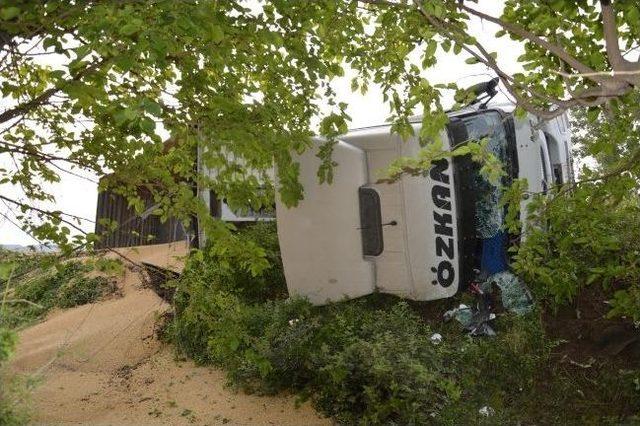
[460,112,508,240]
[450,110,531,316]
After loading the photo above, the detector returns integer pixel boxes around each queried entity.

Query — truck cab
[275,102,573,305]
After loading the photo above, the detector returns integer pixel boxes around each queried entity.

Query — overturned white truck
[275,83,573,305]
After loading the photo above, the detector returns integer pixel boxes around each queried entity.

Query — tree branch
[0,57,107,125]
[456,2,608,85]
[0,140,95,170]
[0,194,93,231]
[600,0,640,82]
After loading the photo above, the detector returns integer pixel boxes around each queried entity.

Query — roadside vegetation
[167,221,640,424]
[0,251,123,425]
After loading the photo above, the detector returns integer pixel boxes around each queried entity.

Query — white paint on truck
[275,141,376,304]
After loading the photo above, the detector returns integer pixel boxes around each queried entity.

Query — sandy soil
[11,242,329,426]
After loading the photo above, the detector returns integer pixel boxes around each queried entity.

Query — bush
[513,176,640,321]
[311,302,460,425]
[438,313,551,424]
[0,250,56,282]
[1,260,117,329]
[174,234,543,423]
[13,262,87,307]
[56,276,114,309]
[207,295,317,393]
[176,222,286,308]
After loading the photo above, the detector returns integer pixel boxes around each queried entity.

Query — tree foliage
[0,0,638,265]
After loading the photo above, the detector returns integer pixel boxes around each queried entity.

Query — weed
[0,372,31,426]
[0,327,30,426]
[0,328,17,366]
[92,258,124,276]
[0,262,15,281]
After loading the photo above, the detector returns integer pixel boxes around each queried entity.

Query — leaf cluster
[513,174,640,322]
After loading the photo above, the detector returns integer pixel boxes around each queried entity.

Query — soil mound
[12,242,327,425]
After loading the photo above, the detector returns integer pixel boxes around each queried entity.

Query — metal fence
[94,189,192,249]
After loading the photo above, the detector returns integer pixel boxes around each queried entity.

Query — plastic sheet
[480,231,508,275]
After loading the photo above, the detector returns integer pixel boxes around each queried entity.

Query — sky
[0,1,524,245]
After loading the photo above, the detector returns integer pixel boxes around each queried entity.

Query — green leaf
[424,40,437,58]
[144,100,163,117]
[0,6,20,20]
[210,25,225,43]
[120,22,140,36]
[452,145,471,156]
[140,117,156,134]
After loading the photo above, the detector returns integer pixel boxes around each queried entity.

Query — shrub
[171,221,549,423]
[56,276,114,309]
[176,222,286,308]
[1,260,117,329]
[438,313,551,423]
[206,295,317,393]
[513,176,640,321]
[0,328,16,367]
[170,213,640,424]
[171,222,288,365]
[311,302,460,425]
[12,262,88,308]
[0,250,56,282]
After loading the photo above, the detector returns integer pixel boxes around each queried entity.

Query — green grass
[0,262,15,281]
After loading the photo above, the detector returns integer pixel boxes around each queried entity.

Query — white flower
[288,318,299,326]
